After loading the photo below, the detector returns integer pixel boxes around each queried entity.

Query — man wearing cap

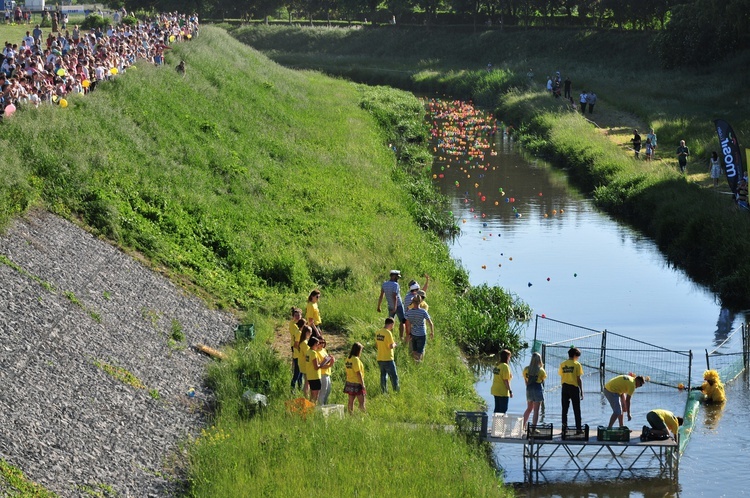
[377,270,405,339]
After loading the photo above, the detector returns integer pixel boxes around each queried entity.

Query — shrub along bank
[232,25,750,308]
[0,26,523,495]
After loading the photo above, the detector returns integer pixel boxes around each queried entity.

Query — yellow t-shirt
[306,348,323,381]
[605,375,635,395]
[306,302,321,326]
[290,321,301,360]
[490,362,512,396]
[298,340,310,375]
[651,409,679,434]
[376,327,396,361]
[559,359,583,386]
[523,366,547,385]
[319,347,332,376]
[345,356,365,384]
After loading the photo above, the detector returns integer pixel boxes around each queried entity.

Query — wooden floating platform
[485,428,679,480]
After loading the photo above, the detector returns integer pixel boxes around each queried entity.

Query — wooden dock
[485,427,679,481]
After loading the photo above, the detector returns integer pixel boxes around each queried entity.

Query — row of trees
[108,0,749,66]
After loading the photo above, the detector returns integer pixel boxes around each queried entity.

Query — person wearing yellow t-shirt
[344,342,366,413]
[306,337,332,404]
[559,347,584,432]
[298,326,312,398]
[490,349,513,414]
[306,289,323,339]
[604,374,645,428]
[318,339,335,405]
[646,409,683,439]
[376,317,399,393]
[522,352,547,430]
[289,307,304,391]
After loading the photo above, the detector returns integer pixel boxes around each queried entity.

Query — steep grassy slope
[0,27,514,496]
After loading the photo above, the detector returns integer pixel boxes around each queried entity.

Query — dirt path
[585,105,722,191]
[271,323,351,362]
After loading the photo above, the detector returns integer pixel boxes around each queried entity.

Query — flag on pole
[714,120,744,194]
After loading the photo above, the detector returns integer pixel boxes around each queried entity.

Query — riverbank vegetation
[0,25,527,495]
[232,24,750,308]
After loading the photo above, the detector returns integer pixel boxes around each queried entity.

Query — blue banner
[714,119,744,194]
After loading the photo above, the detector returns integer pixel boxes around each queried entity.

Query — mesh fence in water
[705,325,749,383]
[534,315,693,390]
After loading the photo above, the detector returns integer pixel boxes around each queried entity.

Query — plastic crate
[455,411,488,437]
[235,323,255,342]
[597,426,631,442]
[561,424,590,441]
[526,423,553,440]
[317,404,345,419]
[492,414,525,438]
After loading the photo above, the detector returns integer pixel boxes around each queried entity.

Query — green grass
[93,359,146,389]
[0,25,519,496]
[0,459,57,497]
[189,410,501,498]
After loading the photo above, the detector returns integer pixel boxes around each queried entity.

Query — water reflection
[513,477,680,498]
[714,307,735,346]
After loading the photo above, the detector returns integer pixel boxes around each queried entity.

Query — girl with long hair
[523,352,547,431]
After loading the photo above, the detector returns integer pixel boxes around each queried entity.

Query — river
[426,98,750,497]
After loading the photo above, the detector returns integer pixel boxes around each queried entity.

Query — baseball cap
[409,283,420,291]
[390,270,401,276]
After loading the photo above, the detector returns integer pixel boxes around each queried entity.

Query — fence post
[744,323,749,370]
[533,314,539,348]
[599,329,607,388]
[541,343,547,370]
[687,350,693,391]
[705,348,710,371]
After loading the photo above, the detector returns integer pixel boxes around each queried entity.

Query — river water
[425,98,750,497]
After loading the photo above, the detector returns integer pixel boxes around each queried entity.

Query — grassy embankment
[0,26,522,496]
[232,25,750,308]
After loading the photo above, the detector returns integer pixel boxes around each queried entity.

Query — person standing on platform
[560,347,584,432]
[645,409,683,440]
[522,352,546,430]
[491,349,513,414]
[604,374,646,428]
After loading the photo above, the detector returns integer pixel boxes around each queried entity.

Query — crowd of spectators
[1,11,199,116]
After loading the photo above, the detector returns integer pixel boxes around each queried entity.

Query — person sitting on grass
[644,409,683,440]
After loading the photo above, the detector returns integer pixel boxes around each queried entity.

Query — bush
[451,284,531,355]
[81,14,109,31]
[121,15,138,26]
